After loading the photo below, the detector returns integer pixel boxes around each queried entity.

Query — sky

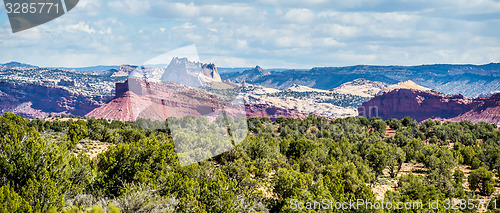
[1,0,500,68]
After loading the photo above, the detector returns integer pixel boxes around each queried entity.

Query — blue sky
[1,0,500,68]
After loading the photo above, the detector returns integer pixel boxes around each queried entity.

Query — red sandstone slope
[86,78,308,121]
[448,93,500,123]
[359,89,500,123]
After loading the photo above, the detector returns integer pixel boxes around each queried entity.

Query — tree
[285,138,315,160]
[370,118,387,133]
[0,184,32,213]
[95,137,177,197]
[397,173,443,201]
[0,113,85,212]
[67,121,88,145]
[468,167,495,196]
[401,117,414,127]
[366,141,387,177]
[272,168,312,200]
[387,145,406,178]
[387,118,401,130]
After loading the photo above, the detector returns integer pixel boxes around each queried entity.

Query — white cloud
[283,8,316,23]
[66,22,96,34]
[108,0,151,16]
[236,40,249,49]
[1,0,500,68]
[151,2,200,19]
[316,24,360,38]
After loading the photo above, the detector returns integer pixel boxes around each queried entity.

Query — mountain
[448,93,500,123]
[286,84,328,93]
[331,78,389,97]
[201,63,222,82]
[0,65,126,97]
[0,63,128,118]
[221,63,500,97]
[359,88,500,124]
[1,61,39,70]
[107,65,138,77]
[2,61,499,124]
[222,66,271,83]
[56,65,120,73]
[330,79,430,98]
[381,80,432,94]
[0,80,110,117]
[242,83,364,118]
[86,78,308,121]
[160,57,222,87]
[477,90,500,98]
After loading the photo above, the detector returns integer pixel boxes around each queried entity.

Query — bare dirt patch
[76,139,112,159]
[371,163,426,200]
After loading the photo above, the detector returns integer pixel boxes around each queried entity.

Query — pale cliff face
[160,57,222,87]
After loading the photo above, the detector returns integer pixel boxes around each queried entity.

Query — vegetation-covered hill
[1,113,500,212]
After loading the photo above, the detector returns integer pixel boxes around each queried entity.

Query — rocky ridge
[331,78,389,97]
[86,78,309,121]
[221,63,500,97]
[359,88,500,124]
[0,80,110,117]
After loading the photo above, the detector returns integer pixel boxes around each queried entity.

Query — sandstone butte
[85,78,309,122]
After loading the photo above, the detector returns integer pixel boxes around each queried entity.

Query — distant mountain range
[221,63,500,98]
[1,62,280,74]
[55,65,120,73]
[1,62,39,69]
[1,61,499,124]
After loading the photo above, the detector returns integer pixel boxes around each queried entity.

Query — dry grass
[371,162,500,205]
[76,139,112,159]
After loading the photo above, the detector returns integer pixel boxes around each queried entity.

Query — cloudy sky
[1,0,500,68]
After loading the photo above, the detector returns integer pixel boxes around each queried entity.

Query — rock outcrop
[160,57,222,87]
[108,65,137,77]
[381,80,431,94]
[331,78,389,97]
[448,93,500,123]
[86,78,308,122]
[221,63,500,97]
[0,80,111,117]
[359,89,500,124]
[230,66,271,83]
[202,63,222,82]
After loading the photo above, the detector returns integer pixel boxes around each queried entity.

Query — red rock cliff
[87,78,308,121]
[0,80,111,117]
[359,89,500,123]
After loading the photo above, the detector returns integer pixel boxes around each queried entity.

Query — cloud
[1,0,500,68]
[108,0,151,16]
[151,2,200,19]
[283,8,316,23]
[65,22,96,33]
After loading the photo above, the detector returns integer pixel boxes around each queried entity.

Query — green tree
[468,167,495,196]
[272,168,312,200]
[95,137,177,197]
[366,141,387,177]
[0,113,86,212]
[387,145,406,178]
[0,184,32,213]
[67,121,88,145]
